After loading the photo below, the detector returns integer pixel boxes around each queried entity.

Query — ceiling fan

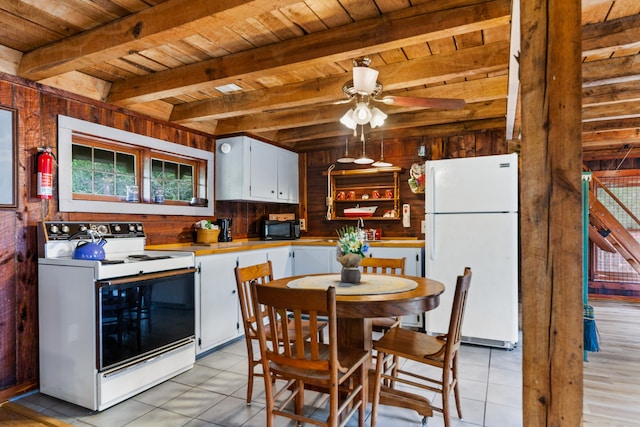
[338,57,466,129]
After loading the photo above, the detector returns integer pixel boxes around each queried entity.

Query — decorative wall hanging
[408,162,425,194]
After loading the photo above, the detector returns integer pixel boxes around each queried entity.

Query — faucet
[357,217,364,229]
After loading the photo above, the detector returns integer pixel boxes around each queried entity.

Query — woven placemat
[287,274,417,295]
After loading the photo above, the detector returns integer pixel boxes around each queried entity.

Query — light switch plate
[421,220,426,234]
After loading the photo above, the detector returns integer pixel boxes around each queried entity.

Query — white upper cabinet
[215,136,299,204]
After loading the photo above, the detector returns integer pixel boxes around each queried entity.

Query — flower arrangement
[336,226,369,257]
[195,219,218,230]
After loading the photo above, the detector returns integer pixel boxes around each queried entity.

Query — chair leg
[358,362,366,427]
[245,339,256,404]
[370,350,385,427]
[452,355,463,419]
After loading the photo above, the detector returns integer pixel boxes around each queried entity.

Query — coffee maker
[217,218,232,242]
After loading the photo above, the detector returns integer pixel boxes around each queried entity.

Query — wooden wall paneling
[13,83,41,386]
[0,80,17,391]
[520,0,584,425]
[0,210,17,390]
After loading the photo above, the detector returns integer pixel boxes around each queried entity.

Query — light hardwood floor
[583,299,640,426]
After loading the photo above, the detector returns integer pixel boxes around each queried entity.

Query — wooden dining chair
[234,260,326,405]
[251,282,370,427]
[370,267,472,427]
[360,256,406,332]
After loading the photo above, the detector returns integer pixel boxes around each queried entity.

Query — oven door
[96,268,196,371]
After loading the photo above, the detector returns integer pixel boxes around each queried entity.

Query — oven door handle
[96,267,197,287]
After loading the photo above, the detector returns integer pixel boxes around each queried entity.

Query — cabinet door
[197,253,240,354]
[364,247,424,328]
[249,141,277,201]
[277,149,299,203]
[366,247,422,276]
[292,246,333,275]
[268,246,292,279]
[237,249,269,268]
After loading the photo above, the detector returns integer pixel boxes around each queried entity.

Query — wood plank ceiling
[0,0,639,159]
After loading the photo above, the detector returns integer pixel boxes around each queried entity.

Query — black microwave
[261,219,300,240]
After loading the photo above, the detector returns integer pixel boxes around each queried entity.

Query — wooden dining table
[267,273,446,418]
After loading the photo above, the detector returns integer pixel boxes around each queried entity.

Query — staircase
[588,179,640,275]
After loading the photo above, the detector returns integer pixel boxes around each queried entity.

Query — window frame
[58,115,214,216]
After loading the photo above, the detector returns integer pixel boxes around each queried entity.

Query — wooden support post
[520,0,584,425]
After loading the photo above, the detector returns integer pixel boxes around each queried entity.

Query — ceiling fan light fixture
[353,67,379,94]
[369,107,387,128]
[339,110,357,129]
[353,102,372,125]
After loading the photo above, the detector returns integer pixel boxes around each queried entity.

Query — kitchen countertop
[147,238,424,256]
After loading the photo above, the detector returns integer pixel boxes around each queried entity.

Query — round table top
[268,273,445,319]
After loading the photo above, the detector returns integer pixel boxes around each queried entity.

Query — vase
[336,248,362,284]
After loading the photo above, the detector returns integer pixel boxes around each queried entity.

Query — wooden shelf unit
[323,167,404,220]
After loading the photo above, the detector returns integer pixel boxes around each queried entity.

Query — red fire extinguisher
[37,147,54,199]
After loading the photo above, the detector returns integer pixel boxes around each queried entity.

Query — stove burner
[100,259,125,265]
[127,254,172,261]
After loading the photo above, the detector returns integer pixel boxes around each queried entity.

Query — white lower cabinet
[364,246,425,329]
[196,244,424,354]
[364,247,423,277]
[196,252,242,355]
[267,246,292,279]
[292,245,341,276]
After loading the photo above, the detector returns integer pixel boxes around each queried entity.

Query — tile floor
[12,335,522,427]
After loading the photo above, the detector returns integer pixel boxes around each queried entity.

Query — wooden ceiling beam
[583,80,640,106]
[107,0,511,105]
[271,99,506,144]
[19,0,302,81]
[172,45,509,123]
[583,99,640,121]
[293,118,506,152]
[583,116,640,133]
[583,13,640,57]
[583,53,640,84]
[212,76,507,135]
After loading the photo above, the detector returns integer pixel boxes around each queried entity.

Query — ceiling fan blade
[380,96,465,109]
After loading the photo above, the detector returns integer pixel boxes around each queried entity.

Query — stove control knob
[113,224,121,232]
[79,225,87,232]
[61,225,70,234]
[136,224,143,232]
[97,225,108,235]
[49,225,59,234]
[129,224,136,232]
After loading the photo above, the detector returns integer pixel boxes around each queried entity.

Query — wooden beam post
[520,0,584,425]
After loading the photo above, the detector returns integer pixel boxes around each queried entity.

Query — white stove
[37,221,197,411]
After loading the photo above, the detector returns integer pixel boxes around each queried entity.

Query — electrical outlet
[299,218,306,231]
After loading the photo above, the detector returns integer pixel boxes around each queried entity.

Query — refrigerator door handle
[429,215,436,261]
[428,166,435,211]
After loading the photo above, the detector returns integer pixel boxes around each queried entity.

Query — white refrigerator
[424,153,519,349]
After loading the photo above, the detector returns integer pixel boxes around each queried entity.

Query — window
[71,138,139,200]
[151,157,194,203]
[58,115,214,216]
